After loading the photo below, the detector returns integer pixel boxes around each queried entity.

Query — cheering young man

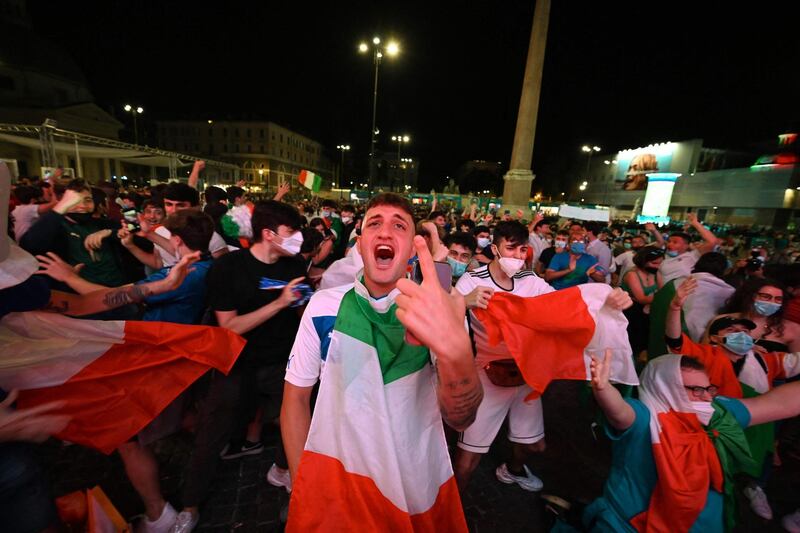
[282,193,481,531]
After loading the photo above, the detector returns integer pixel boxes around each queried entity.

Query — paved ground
[38,380,800,532]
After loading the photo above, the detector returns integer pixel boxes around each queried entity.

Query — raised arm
[666,277,696,340]
[590,349,635,431]
[686,213,718,254]
[644,223,665,248]
[743,380,800,426]
[395,236,482,431]
[187,160,205,189]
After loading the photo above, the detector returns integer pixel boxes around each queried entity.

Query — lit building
[368,149,419,192]
[580,137,800,227]
[157,120,333,189]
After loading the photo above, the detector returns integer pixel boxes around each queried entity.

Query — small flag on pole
[297,169,323,192]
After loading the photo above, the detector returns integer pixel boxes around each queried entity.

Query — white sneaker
[169,511,199,533]
[744,485,773,520]
[139,502,177,533]
[495,463,543,492]
[782,510,800,533]
[267,463,292,493]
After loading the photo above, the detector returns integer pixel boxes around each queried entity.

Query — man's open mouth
[374,244,395,268]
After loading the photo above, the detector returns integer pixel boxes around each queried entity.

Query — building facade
[580,137,800,227]
[156,120,333,189]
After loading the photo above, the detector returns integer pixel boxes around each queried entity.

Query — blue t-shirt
[547,252,597,289]
[584,397,750,532]
[135,259,212,324]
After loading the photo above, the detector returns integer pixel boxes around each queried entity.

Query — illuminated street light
[359,36,401,189]
[123,104,144,144]
[581,144,601,182]
[336,144,351,186]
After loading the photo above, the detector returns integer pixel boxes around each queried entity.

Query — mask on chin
[691,400,715,426]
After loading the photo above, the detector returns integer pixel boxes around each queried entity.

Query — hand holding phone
[411,259,453,291]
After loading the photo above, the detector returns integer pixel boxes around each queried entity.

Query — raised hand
[278,277,306,308]
[84,229,112,251]
[137,212,152,234]
[36,252,83,282]
[604,287,633,310]
[163,251,201,291]
[274,181,291,201]
[671,276,698,309]
[395,236,468,355]
[590,349,613,392]
[117,221,134,247]
[53,189,84,215]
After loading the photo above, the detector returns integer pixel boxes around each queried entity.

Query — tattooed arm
[41,253,200,316]
[433,337,483,431]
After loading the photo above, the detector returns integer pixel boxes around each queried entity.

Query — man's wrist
[432,334,472,363]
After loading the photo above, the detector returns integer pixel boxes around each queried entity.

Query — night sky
[27,1,800,194]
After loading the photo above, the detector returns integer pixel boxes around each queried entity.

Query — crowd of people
[5,160,800,532]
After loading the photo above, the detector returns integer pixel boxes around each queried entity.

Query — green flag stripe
[334,289,430,385]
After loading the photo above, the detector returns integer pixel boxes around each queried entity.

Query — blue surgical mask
[446,256,468,278]
[754,300,781,317]
[623,243,632,249]
[555,240,567,249]
[666,250,679,258]
[570,242,585,255]
[723,331,754,355]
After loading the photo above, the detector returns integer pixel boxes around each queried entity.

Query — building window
[223,144,228,152]
[234,128,239,137]
[260,145,264,153]
[209,144,214,154]
[260,129,265,138]
[272,133,275,140]
[223,128,228,137]
[247,129,252,138]
[235,144,240,153]
[280,149,284,157]
[280,134,283,142]
[247,145,252,153]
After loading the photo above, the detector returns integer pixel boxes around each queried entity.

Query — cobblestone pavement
[38,381,800,532]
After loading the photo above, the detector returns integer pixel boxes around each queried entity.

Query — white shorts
[457,368,545,454]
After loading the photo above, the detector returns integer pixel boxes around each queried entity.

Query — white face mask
[477,237,491,249]
[498,257,525,277]
[274,230,303,255]
[341,216,353,225]
[691,400,715,426]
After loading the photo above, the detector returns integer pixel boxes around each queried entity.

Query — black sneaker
[219,440,264,460]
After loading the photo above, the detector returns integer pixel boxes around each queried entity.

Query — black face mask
[67,213,94,224]
[645,266,659,274]
[632,245,644,251]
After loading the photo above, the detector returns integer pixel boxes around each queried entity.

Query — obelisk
[501,0,551,216]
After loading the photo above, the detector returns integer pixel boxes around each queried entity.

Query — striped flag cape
[0,311,245,454]
[297,169,322,192]
[287,281,467,532]
[473,284,639,397]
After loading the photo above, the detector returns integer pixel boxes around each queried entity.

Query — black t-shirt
[538,247,557,269]
[206,249,307,366]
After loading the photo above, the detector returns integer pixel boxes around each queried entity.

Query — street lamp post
[359,37,400,190]
[581,144,601,181]
[124,104,144,145]
[391,135,410,192]
[336,144,350,186]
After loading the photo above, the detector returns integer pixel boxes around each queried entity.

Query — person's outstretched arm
[591,349,635,431]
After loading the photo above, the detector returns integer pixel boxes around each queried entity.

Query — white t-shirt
[613,250,636,284]
[455,265,554,366]
[659,249,701,286]
[154,225,228,266]
[586,238,613,283]
[528,233,551,265]
[11,204,39,242]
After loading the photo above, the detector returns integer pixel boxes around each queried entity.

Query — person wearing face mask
[174,200,308,531]
[472,226,495,265]
[621,247,664,358]
[666,278,800,522]
[454,221,555,494]
[718,277,800,353]
[536,229,569,276]
[444,232,478,284]
[587,351,800,533]
[613,234,647,286]
[545,233,605,290]
[332,204,357,260]
[657,212,719,288]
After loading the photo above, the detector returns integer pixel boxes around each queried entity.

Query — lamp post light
[581,144,601,181]
[391,135,410,192]
[359,36,400,190]
[124,104,144,145]
[336,144,350,186]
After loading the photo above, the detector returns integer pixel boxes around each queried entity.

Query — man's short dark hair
[67,178,91,193]
[445,232,478,252]
[204,186,228,205]
[365,193,414,221]
[555,229,570,237]
[341,204,356,214]
[321,199,338,210]
[429,210,445,220]
[692,252,727,279]
[163,210,215,252]
[680,356,706,372]
[669,232,691,244]
[13,186,40,205]
[251,200,305,242]
[473,226,490,237]
[533,219,549,231]
[141,199,164,211]
[459,218,476,231]
[633,246,664,269]
[226,186,245,203]
[164,182,200,206]
[492,221,528,247]
[300,226,324,254]
[584,221,603,236]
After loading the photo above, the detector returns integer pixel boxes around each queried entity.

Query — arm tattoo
[102,285,151,308]
[440,379,484,429]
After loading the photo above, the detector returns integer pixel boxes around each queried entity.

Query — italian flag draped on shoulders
[287,277,466,532]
